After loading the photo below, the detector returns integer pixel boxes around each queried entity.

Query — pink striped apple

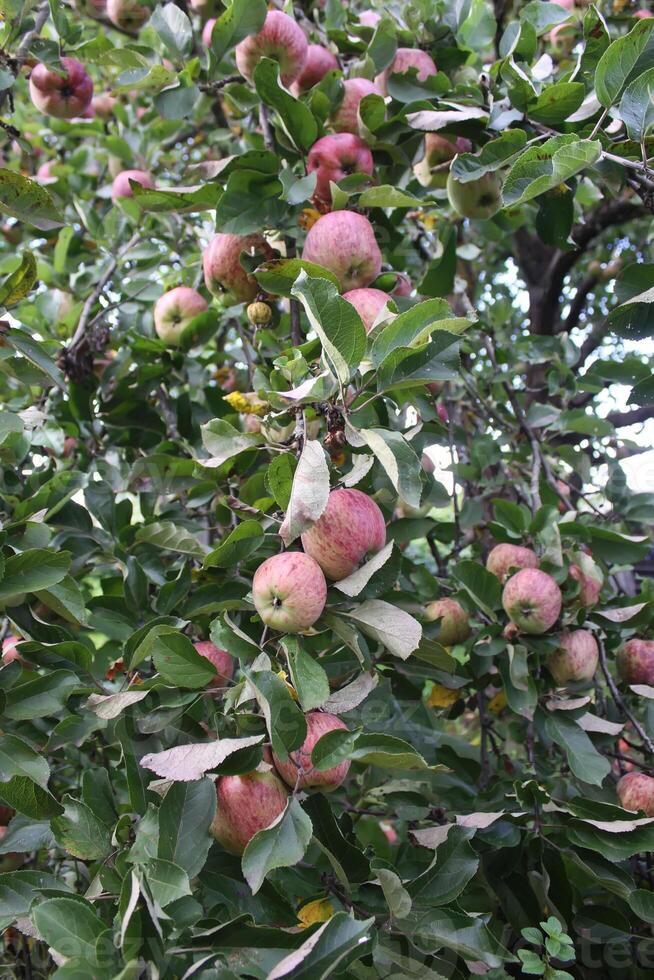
[29,58,93,119]
[210,770,289,853]
[153,287,208,346]
[252,552,327,632]
[301,488,386,581]
[273,710,350,790]
[235,11,308,87]
[302,211,382,291]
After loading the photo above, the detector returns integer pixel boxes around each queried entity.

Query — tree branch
[69,233,140,350]
[559,273,599,334]
[606,406,654,429]
[0,1,49,114]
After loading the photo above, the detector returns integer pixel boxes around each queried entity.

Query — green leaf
[629,889,654,923]
[0,169,64,230]
[342,598,422,660]
[451,560,501,616]
[407,826,479,907]
[200,417,263,468]
[451,131,528,183]
[595,17,654,108]
[0,251,37,307]
[4,327,65,387]
[543,711,611,786]
[0,549,71,601]
[246,669,307,760]
[528,82,585,124]
[367,18,397,72]
[267,912,374,979]
[312,730,431,772]
[265,452,297,510]
[204,520,264,568]
[152,632,218,689]
[291,272,367,384]
[4,670,79,721]
[242,796,313,894]
[502,136,602,207]
[619,67,654,142]
[371,298,467,367]
[279,438,330,545]
[254,59,318,152]
[51,795,113,860]
[33,897,109,966]
[520,0,571,33]
[357,185,421,208]
[303,793,371,884]
[283,637,330,711]
[158,778,216,878]
[144,858,192,907]
[356,428,422,511]
[135,519,207,557]
[215,169,285,234]
[150,3,192,59]
[408,907,515,968]
[34,574,87,625]
[375,333,462,391]
[255,257,340,296]
[210,0,267,62]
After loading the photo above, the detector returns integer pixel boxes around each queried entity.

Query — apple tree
[3,0,654,976]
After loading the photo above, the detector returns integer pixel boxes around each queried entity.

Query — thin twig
[69,232,140,350]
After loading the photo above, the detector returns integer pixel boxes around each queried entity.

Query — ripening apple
[392,273,412,297]
[358,11,381,27]
[153,287,208,346]
[106,0,151,31]
[194,640,234,685]
[252,552,327,632]
[235,10,308,87]
[446,170,503,220]
[111,169,154,202]
[375,47,437,95]
[617,639,654,686]
[272,710,350,790]
[302,210,382,291]
[502,568,562,634]
[424,597,471,646]
[2,635,21,664]
[547,630,598,685]
[210,770,289,854]
[342,288,392,333]
[617,772,654,816]
[330,77,383,134]
[568,551,603,608]
[203,233,275,302]
[307,133,374,205]
[93,93,117,118]
[413,133,472,189]
[29,58,93,119]
[291,44,339,94]
[301,488,386,580]
[486,543,539,583]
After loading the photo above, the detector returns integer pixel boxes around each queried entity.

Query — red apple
[35,161,57,184]
[502,568,562,635]
[414,133,472,189]
[359,11,381,27]
[291,44,339,94]
[376,47,437,95]
[210,770,289,854]
[111,169,154,202]
[235,10,308,87]
[342,287,391,332]
[194,640,234,685]
[425,597,471,646]
[447,171,503,220]
[302,210,382,291]
[202,18,216,46]
[617,639,654,686]
[252,552,327,632]
[301,488,386,581]
[2,635,21,664]
[569,552,603,608]
[153,286,208,346]
[203,233,275,302]
[547,630,598,685]
[273,710,350,790]
[29,58,93,119]
[106,0,151,31]
[634,9,653,17]
[617,772,654,816]
[93,93,118,118]
[392,273,412,297]
[307,133,374,205]
[486,543,539,583]
[330,77,383,134]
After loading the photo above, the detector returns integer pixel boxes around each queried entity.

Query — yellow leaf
[276,669,298,701]
[488,691,508,714]
[223,391,269,416]
[427,685,461,709]
[297,898,334,929]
